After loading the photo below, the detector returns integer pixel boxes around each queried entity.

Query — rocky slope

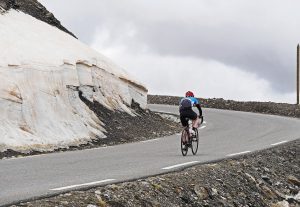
[148,95,300,118]
[12,139,300,207]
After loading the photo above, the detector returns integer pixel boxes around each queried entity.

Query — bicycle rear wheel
[181,129,188,156]
[191,128,199,155]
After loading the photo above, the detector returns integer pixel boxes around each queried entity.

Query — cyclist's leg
[180,114,189,143]
[192,117,199,129]
[185,110,198,129]
[180,115,188,127]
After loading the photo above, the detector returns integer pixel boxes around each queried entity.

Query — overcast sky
[39,0,300,103]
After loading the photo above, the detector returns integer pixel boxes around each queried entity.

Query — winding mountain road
[1,104,299,206]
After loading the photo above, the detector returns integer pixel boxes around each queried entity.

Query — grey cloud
[135,21,296,92]
[39,0,300,93]
[66,17,99,43]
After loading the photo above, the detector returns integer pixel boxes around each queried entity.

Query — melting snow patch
[0,10,147,153]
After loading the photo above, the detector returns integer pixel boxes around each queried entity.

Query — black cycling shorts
[180,108,197,127]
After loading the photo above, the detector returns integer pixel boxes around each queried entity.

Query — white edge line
[162,161,199,170]
[271,140,288,146]
[226,151,251,157]
[50,179,116,191]
[141,138,159,143]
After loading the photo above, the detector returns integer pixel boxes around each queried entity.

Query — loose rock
[287,175,300,186]
[194,185,209,200]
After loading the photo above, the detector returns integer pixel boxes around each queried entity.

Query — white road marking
[271,140,288,146]
[176,133,182,136]
[203,121,207,124]
[162,161,199,170]
[226,151,251,157]
[50,179,116,191]
[200,126,206,129]
[141,138,159,143]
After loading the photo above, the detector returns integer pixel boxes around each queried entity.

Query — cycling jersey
[179,97,200,110]
[183,97,199,105]
[179,96,202,126]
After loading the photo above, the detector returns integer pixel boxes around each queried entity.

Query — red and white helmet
[185,91,194,97]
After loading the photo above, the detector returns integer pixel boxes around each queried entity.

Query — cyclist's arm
[195,103,202,117]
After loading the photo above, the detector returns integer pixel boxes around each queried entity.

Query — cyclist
[179,91,203,139]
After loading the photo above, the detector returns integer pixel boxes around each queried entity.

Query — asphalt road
[1,104,300,206]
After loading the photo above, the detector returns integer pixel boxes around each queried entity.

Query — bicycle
[181,116,203,156]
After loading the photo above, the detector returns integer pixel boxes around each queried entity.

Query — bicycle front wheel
[191,128,199,155]
[181,129,188,156]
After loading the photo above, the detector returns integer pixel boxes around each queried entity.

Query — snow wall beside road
[0,9,147,152]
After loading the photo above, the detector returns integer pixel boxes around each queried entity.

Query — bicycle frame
[181,117,202,156]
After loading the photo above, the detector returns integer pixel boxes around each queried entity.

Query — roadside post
[297,44,300,105]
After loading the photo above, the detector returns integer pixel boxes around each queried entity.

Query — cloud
[92,37,294,103]
[38,0,300,102]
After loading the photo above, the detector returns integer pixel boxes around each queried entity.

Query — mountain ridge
[0,0,76,38]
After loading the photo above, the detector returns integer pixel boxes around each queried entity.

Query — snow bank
[0,10,147,152]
